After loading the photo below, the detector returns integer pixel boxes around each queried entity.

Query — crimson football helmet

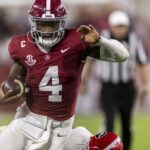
[28,0,67,49]
[88,131,123,150]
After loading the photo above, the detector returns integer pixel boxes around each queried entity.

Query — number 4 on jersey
[39,66,62,102]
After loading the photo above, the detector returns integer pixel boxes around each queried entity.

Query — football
[2,77,24,97]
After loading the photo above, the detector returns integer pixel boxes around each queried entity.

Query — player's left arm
[77,25,129,62]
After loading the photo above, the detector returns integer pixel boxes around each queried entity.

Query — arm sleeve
[100,37,129,62]
[8,38,19,61]
[89,36,129,62]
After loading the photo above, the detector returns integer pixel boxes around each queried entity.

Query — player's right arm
[0,62,26,104]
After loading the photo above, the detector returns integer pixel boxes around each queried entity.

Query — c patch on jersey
[21,40,26,48]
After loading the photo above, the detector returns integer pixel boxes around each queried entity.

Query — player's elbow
[118,50,129,62]
[111,39,129,62]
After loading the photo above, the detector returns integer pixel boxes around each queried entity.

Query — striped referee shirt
[97,30,148,84]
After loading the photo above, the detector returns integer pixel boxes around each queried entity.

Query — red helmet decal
[89,131,123,150]
[29,0,67,18]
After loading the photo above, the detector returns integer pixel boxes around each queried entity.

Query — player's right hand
[0,79,25,104]
[0,83,13,104]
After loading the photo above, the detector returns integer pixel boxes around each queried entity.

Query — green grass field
[0,113,150,150]
[74,113,150,150]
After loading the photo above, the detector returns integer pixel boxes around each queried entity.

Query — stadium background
[0,0,150,150]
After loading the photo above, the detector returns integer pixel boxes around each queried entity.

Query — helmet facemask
[29,15,65,50]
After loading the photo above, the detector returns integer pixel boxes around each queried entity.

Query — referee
[98,11,148,150]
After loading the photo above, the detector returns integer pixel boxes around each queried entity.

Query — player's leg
[25,120,52,150]
[0,125,7,133]
[0,118,27,150]
[49,116,74,150]
[0,102,29,134]
[14,101,30,119]
[100,83,117,131]
[49,127,71,150]
[63,126,92,150]
[23,113,74,150]
[25,120,69,150]
[0,111,50,150]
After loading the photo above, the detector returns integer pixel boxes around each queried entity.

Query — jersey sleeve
[8,37,20,61]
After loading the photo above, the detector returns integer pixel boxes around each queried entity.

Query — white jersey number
[39,66,62,102]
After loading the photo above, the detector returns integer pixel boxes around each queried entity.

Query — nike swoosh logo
[61,47,70,53]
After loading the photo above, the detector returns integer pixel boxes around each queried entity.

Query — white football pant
[63,126,92,150]
[0,109,74,150]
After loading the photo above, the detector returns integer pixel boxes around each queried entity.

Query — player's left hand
[77,25,100,43]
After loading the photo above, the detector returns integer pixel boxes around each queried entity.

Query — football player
[0,126,123,150]
[0,103,123,150]
[63,127,123,150]
[0,0,129,149]
[0,126,122,150]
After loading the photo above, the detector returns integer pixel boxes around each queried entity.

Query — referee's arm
[136,38,149,100]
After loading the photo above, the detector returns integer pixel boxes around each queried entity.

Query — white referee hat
[108,10,130,26]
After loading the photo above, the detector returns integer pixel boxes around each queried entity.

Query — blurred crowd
[0,0,150,113]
